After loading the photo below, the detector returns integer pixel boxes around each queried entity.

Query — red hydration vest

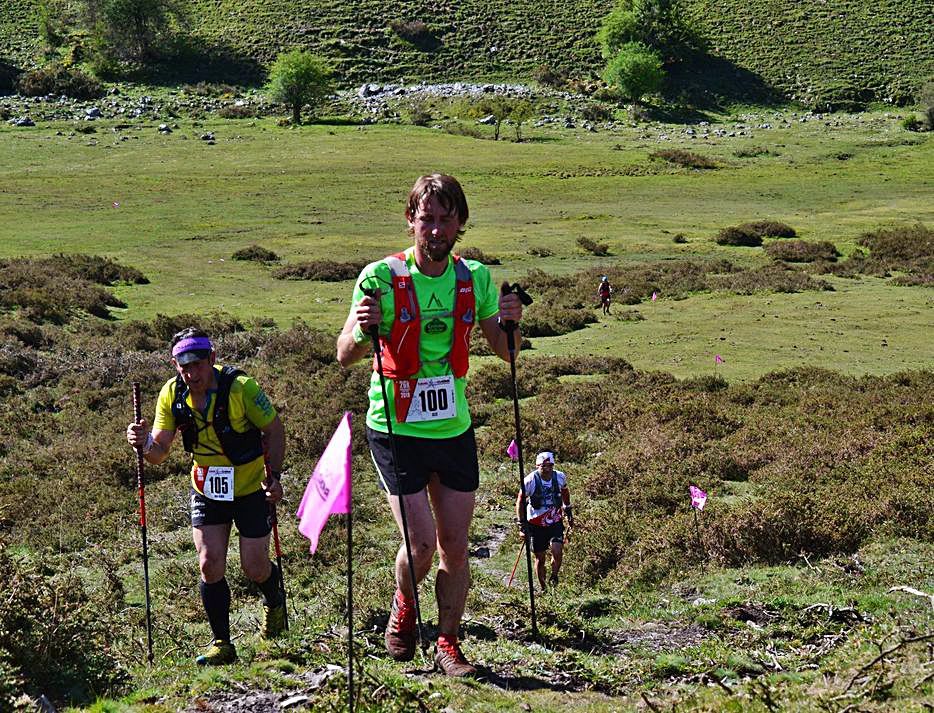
[374,252,476,379]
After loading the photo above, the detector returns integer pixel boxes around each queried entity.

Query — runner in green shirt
[336,174,525,676]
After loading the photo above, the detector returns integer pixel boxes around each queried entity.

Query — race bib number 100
[394,375,457,423]
[193,465,235,501]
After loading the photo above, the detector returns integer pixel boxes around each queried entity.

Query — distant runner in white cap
[515,451,574,590]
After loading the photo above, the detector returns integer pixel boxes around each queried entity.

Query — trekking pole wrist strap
[142,432,154,455]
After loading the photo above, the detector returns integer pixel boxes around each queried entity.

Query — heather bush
[650,149,717,169]
[532,64,567,89]
[577,236,610,256]
[457,246,501,265]
[743,220,796,238]
[0,257,132,323]
[233,244,280,262]
[708,263,834,294]
[821,223,933,284]
[765,240,839,263]
[217,103,259,119]
[0,542,127,706]
[16,63,103,99]
[272,259,367,281]
[714,226,762,247]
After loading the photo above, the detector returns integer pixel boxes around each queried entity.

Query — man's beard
[420,236,454,263]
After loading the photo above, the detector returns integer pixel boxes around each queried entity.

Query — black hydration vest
[530,471,561,510]
[171,366,264,466]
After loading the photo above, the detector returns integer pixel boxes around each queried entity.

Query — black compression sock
[200,578,231,641]
[257,563,282,607]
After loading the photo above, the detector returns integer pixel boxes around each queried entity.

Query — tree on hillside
[265,50,333,126]
[597,0,696,63]
[82,0,185,61]
[464,95,522,141]
[602,42,664,105]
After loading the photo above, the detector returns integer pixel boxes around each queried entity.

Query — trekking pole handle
[361,287,381,338]
[499,282,533,333]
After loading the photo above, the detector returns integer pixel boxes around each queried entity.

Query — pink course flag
[506,439,519,461]
[715,354,724,365]
[297,412,352,553]
[689,485,707,510]
[651,291,658,301]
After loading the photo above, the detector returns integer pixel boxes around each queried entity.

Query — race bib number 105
[193,465,235,502]
[394,375,457,423]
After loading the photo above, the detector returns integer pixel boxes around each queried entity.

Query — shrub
[857,223,933,263]
[457,246,500,265]
[0,543,128,706]
[920,80,934,131]
[715,226,762,247]
[0,256,139,323]
[672,233,688,243]
[443,121,483,139]
[602,41,664,104]
[743,220,796,238]
[46,253,148,285]
[16,63,103,100]
[265,50,333,125]
[577,236,610,256]
[650,149,717,169]
[765,240,839,263]
[233,245,279,262]
[0,61,20,96]
[581,102,613,122]
[716,221,796,246]
[901,114,923,132]
[217,103,259,119]
[734,146,775,158]
[272,260,367,281]
[532,64,567,88]
[403,97,433,126]
[389,19,439,50]
[708,263,834,294]
[528,247,554,257]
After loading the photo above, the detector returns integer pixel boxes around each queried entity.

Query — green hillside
[0,0,931,105]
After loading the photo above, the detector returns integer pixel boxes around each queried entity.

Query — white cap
[535,451,555,466]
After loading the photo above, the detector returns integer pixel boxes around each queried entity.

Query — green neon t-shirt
[353,247,499,438]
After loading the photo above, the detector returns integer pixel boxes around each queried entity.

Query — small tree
[602,41,664,104]
[509,99,534,141]
[265,50,333,126]
[465,95,513,140]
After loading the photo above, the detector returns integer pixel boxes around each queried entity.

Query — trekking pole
[500,282,538,638]
[362,287,427,654]
[131,382,155,665]
[507,539,525,588]
[263,445,289,632]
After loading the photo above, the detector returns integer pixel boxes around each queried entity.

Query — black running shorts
[366,425,480,496]
[530,521,565,554]
[190,488,272,538]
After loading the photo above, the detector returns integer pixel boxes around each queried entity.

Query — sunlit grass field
[2,112,931,381]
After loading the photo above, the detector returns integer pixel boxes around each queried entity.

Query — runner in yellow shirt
[126,327,286,665]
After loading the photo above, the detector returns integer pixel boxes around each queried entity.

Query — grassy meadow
[1,112,931,379]
[0,106,932,712]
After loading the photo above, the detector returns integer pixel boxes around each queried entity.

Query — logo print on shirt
[425,293,444,311]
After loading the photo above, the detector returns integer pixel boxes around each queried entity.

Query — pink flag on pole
[651,291,658,301]
[506,439,519,461]
[297,412,352,553]
[689,485,707,510]
[715,354,723,365]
